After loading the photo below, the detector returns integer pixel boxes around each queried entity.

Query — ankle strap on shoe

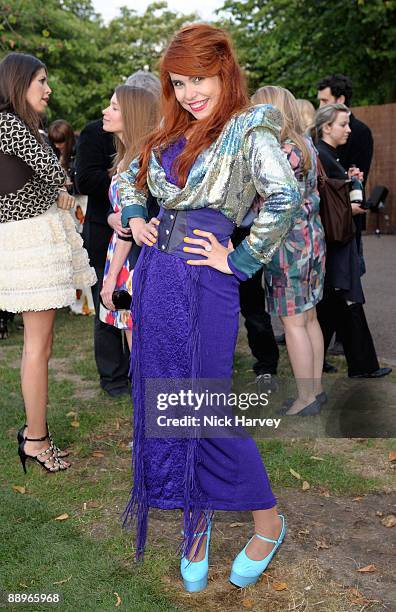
[255,533,277,544]
[25,434,48,442]
[255,514,285,544]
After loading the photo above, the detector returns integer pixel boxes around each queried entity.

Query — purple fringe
[180,265,212,560]
[122,247,214,561]
[122,245,150,560]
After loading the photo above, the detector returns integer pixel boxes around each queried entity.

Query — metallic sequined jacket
[118,104,302,278]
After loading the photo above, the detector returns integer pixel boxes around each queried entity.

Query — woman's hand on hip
[57,190,75,210]
[183,230,234,274]
[130,217,159,247]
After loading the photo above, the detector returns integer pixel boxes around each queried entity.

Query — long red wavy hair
[135,23,249,190]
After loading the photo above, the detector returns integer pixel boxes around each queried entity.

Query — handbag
[111,290,132,310]
[317,157,355,245]
[100,290,131,311]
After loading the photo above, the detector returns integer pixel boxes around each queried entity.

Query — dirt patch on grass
[58,402,396,611]
[66,435,396,611]
[145,489,395,611]
[313,439,396,491]
[49,357,98,399]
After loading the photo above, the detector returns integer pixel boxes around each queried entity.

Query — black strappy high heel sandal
[18,435,69,473]
[17,424,69,458]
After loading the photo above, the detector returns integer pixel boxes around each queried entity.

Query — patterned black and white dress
[0,112,96,312]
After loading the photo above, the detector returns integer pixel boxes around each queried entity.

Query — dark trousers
[83,221,130,391]
[91,267,130,391]
[0,310,13,323]
[317,286,379,376]
[0,310,14,339]
[239,269,279,375]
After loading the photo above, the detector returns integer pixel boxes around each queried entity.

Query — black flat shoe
[297,399,322,417]
[278,399,321,417]
[323,361,338,373]
[281,391,328,412]
[349,367,392,379]
[316,391,328,404]
[104,386,130,397]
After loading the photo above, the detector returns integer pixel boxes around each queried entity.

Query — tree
[0,0,109,127]
[0,1,197,128]
[102,2,197,82]
[216,0,396,105]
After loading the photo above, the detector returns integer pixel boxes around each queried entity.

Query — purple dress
[123,139,276,558]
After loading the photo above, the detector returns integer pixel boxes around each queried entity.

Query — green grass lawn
[0,310,393,611]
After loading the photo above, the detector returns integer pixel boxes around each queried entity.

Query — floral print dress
[100,174,132,330]
[264,137,326,316]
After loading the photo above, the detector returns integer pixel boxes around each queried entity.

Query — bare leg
[306,307,324,396]
[245,507,282,560]
[281,311,316,413]
[20,310,68,467]
[184,514,209,562]
[186,510,283,563]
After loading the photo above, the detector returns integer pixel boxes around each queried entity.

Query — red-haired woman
[119,24,301,591]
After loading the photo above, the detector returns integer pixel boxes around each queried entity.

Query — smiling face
[169,73,221,121]
[26,68,51,113]
[102,93,123,137]
[322,111,351,147]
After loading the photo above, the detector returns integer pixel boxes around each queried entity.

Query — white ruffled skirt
[0,204,97,312]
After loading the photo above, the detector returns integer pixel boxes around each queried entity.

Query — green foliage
[103,2,197,82]
[216,0,396,105]
[0,0,108,128]
[1,0,395,128]
[0,311,393,608]
[0,0,196,129]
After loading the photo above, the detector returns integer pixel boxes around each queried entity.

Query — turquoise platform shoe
[180,522,212,593]
[229,514,286,588]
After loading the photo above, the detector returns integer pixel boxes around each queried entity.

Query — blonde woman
[100,86,160,349]
[252,86,326,416]
[296,98,316,133]
[314,104,391,379]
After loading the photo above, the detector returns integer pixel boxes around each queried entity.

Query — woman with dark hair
[48,119,77,193]
[119,24,301,591]
[0,53,96,472]
[314,104,391,379]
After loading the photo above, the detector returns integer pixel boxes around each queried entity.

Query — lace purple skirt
[123,209,276,559]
